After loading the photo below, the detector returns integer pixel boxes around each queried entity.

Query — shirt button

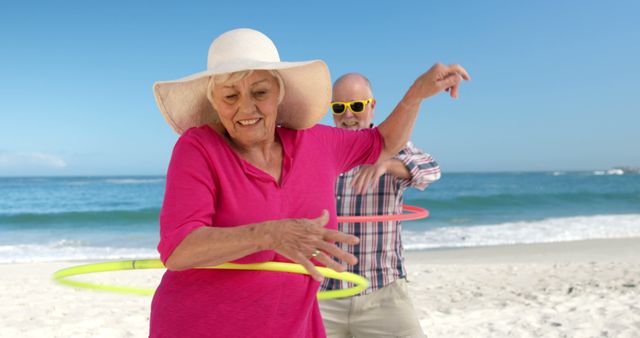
[336,196,341,200]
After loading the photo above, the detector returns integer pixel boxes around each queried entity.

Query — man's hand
[350,158,412,194]
[351,161,389,194]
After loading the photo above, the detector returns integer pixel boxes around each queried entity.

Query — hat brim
[153,60,330,134]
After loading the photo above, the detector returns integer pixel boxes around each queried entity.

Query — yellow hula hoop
[52,259,368,300]
[53,205,430,299]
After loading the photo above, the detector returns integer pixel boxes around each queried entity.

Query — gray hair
[206,70,285,122]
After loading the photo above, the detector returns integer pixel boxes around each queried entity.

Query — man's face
[332,76,375,130]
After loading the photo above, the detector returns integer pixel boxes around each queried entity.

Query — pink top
[150,124,382,338]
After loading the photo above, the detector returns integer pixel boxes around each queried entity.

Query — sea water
[1,172,639,263]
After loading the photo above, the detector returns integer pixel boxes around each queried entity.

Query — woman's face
[212,70,280,148]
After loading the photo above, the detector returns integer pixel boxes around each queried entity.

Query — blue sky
[1,1,638,176]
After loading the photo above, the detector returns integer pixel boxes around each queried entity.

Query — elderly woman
[150,28,468,337]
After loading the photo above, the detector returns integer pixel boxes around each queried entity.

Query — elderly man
[320,73,445,338]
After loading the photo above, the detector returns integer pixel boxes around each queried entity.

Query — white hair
[206,70,285,122]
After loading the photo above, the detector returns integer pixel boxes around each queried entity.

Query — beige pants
[319,279,426,338]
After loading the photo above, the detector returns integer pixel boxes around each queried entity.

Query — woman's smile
[237,117,262,127]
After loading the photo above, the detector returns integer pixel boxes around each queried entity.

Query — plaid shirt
[321,141,440,295]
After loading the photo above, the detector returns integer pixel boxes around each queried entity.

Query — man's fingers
[363,170,379,194]
[359,174,372,194]
[352,180,361,194]
[371,168,384,190]
[352,172,368,194]
[367,171,380,192]
[353,174,363,194]
[350,172,363,192]
[367,174,379,192]
[371,175,381,191]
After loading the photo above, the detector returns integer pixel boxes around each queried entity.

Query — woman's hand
[377,63,470,161]
[404,63,471,105]
[265,210,359,282]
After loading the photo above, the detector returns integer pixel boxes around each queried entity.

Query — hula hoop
[52,205,428,298]
[337,204,429,222]
[52,259,368,300]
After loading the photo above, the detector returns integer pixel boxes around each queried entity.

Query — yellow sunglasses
[331,98,373,115]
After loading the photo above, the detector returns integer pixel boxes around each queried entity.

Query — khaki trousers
[319,279,426,338]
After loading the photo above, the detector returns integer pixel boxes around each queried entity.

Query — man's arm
[350,158,409,194]
[350,143,440,194]
[394,142,441,191]
[383,159,412,179]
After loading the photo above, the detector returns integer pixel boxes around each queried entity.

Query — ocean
[1,172,639,263]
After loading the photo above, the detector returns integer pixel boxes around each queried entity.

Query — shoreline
[405,237,640,263]
[3,237,639,266]
[1,238,638,337]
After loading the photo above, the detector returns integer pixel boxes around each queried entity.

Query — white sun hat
[153,28,331,134]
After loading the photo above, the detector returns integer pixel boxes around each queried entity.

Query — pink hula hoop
[336,205,429,223]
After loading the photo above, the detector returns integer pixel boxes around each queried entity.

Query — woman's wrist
[252,221,276,251]
[400,85,424,108]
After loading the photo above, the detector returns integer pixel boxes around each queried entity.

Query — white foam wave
[403,214,640,250]
[0,243,157,263]
[593,169,625,176]
[5,214,639,262]
[51,239,88,248]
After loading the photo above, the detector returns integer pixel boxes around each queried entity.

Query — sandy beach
[1,238,638,338]
[407,238,640,337]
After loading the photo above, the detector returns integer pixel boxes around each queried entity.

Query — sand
[1,238,638,337]
[406,238,640,337]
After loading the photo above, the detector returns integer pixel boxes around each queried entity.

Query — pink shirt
[150,124,382,338]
